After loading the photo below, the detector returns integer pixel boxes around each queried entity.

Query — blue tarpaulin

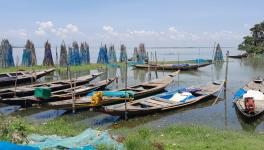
[233,88,247,100]
[0,142,39,150]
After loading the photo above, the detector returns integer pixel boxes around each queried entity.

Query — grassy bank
[1,116,264,150]
[124,125,264,150]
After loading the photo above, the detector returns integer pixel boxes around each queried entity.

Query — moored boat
[102,81,223,118]
[132,63,211,71]
[0,78,116,106]
[228,53,248,59]
[0,72,102,99]
[233,79,264,119]
[48,71,180,109]
[0,69,55,88]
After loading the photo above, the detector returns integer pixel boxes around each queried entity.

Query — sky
[0,0,263,47]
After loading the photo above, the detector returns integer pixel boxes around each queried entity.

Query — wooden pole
[155,51,158,79]
[14,56,19,97]
[148,53,151,81]
[224,51,229,92]
[67,65,75,114]
[124,61,128,120]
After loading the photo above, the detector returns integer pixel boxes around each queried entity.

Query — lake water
[2,47,264,133]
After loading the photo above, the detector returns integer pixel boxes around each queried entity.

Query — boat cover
[233,88,247,99]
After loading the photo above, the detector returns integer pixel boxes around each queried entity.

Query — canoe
[132,63,210,71]
[0,78,116,106]
[0,69,55,87]
[228,53,248,59]
[48,71,180,109]
[0,72,102,99]
[233,80,264,119]
[102,81,223,118]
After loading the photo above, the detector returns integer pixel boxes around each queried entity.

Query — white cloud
[34,21,80,38]
[103,26,114,32]
[168,26,177,33]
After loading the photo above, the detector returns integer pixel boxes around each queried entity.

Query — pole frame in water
[125,60,128,120]
[224,51,229,92]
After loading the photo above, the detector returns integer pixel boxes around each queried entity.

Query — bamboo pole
[155,51,158,79]
[124,61,128,120]
[14,56,19,97]
[224,51,229,92]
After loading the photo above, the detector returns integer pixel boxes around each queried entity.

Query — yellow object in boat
[91,92,103,105]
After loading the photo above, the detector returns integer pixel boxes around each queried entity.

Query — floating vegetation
[59,41,67,67]
[97,45,109,64]
[119,44,127,62]
[0,39,14,68]
[213,43,224,62]
[42,41,54,66]
[21,40,37,67]
[108,45,117,64]
[80,42,90,65]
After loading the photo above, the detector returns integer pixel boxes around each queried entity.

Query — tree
[239,21,264,54]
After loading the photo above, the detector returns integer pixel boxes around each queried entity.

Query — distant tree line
[239,21,264,54]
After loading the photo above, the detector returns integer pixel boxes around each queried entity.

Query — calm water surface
[2,47,264,133]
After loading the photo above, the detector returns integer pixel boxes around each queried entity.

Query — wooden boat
[0,72,102,99]
[0,69,55,87]
[132,63,210,71]
[48,71,180,109]
[0,78,116,106]
[228,53,248,59]
[102,81,223,118]
[234,79,264,119]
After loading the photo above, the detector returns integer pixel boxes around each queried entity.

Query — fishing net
[42,41,54,66]
[138,43,147,63]
[132,47,139,62]
[59,41,68,67]
[27,128,124,150]
[0,39,14,68]
[108,45,117,64]
[22,40,37,66]
[119,44,127,62]
[213,43,224,62]
[68,42,81,66]
[80,42,90,64]
[97,45,108,64]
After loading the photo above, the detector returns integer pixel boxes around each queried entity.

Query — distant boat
[102,81,223,118]
[0,69,55,87]
[233,79,264,119]
[228,53,248,59]
[132,63,211,71]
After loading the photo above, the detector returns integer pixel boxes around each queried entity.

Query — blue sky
[0,0,263,47]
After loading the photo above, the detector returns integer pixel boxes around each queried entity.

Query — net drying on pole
[213,43,224,62]
[80,42,90,65]
[68,41,81,66]
[138,43,147,63]
[132,47,139,62]
[0,39,14,68]
[97,45,109,64]
[108,45,117,64]
[42,41,54,66]
[119,44,127,62]
[59,41,67,67]
[21,40,37,67]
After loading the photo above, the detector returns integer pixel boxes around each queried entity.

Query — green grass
[124,125,264,150]
[2,115,264,150]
